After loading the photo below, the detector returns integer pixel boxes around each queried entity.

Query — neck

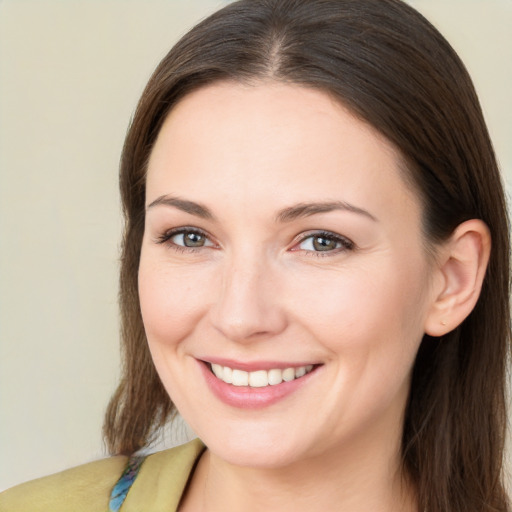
[180,421,418,512]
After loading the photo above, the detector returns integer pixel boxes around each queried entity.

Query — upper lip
[200,357,321,372]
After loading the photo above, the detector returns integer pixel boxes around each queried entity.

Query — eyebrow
[147,195,215,220]
[146,195,377,223]
[275,201,377,223]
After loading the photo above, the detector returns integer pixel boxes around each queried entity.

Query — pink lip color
[198,360,318,409]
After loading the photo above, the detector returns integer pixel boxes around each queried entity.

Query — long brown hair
[104,0,511,509]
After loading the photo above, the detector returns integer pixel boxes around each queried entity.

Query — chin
[197,422,315,469]
[210,442,301,469]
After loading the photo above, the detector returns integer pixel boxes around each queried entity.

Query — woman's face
[139,82,440,468]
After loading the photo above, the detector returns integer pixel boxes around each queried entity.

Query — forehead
[146,81,420,224]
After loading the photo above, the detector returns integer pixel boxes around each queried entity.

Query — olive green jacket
[0,439,205,512]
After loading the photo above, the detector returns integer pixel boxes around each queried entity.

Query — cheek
[138,258,212,346]
[286,254,430,356]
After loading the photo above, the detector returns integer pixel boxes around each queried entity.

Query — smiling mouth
[208,363,317,388]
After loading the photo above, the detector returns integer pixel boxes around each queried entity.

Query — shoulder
[121,438,205,511]
[0,439,205,512]
[0,455,128,512]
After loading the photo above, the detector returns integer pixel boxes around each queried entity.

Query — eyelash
[155,227,355,256]
[294,231,355,256]
[155,227,214,254]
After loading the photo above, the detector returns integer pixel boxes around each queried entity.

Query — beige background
[0,0,511,491]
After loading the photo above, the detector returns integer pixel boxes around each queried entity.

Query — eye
[295,231,354,254]
[156,228,215,251]
[172,231,213,248]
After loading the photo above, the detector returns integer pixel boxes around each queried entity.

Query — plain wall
[0,0,511,491]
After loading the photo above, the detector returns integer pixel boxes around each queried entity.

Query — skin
[138,82,488,511]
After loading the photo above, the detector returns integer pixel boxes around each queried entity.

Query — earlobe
[424,219,491,337]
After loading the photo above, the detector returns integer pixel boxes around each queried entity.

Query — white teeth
[231,369,249,387]
[223,366,233,384]
[268,368,283,386]
[282,368,295,382]
[210,363,315,387]
[211,363,223,379]
[249,370,268,388]
[295,366,306,378]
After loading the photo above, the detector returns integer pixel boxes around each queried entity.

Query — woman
[1,0,509,511]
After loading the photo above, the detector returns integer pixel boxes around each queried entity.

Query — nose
[209,252,288,343]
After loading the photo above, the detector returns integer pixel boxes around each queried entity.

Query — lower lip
[198,360,318,409]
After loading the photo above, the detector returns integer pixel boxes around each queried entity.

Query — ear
[424,219,491,337]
